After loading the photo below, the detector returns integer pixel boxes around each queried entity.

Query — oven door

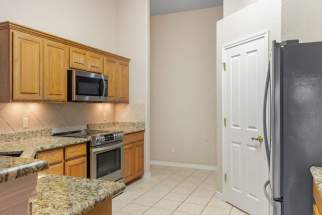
[90,142,123,181]
[69,70,108,102]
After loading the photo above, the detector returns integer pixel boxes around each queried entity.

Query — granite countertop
[0,136,91,159]
[88,121,145,134]
[311,166,322,195]
[0,156,48,184]
[31,174,125,215]
[0,122,145,159]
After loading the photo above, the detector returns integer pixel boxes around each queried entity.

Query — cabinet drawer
[124,132,144,145]
[37,148,64,165]
[65,143,86,160]
[42,162,64,175]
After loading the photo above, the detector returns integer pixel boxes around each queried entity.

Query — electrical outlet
[171,148,175,153]
[23,116,29,129]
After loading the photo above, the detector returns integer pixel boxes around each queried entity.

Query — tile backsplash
[0,103,115,133]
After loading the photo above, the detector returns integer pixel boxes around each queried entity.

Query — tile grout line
[144,168,198,214]
[169,171,213,215]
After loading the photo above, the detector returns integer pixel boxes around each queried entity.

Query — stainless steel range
[53,126,124,181]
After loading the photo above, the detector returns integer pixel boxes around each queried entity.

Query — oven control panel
[93,132,123,147]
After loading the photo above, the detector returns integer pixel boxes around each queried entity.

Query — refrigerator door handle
[263,62,271,169]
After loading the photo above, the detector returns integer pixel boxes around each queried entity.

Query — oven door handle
[91,143,123,154]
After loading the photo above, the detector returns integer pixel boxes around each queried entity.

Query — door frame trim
[221,30,269,202]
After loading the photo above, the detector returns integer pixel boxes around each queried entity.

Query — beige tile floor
[113,165,247,215]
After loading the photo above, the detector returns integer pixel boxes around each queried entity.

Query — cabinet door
[134,142,144,176]
[88,52,104,73]
[123,144,134,182]
[44,40,68,101]
[70,47,88,70]
[43,162,64,176]
[13,31,43,101]
[118,61,129,102]
[65,156,87,178]
[104,57,118,101]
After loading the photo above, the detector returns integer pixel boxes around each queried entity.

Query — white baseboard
[151,160,217,171]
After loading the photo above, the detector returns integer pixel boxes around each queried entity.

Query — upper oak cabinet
[70,47,88,71]
[118,61,129,102]
[104,58,129,103]
[70,49,104,74]
[44,40,68,101]
[13,31,43,101]
[88,52,104,74]
[0,21,130,103]
[104,57,118,101]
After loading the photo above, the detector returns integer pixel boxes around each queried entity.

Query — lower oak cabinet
[36,143,87,178]
[313,180,322,215]
[123,131,144,184]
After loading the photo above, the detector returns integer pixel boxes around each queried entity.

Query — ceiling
[151,0,223,16]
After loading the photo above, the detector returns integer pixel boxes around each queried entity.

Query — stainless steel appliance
[68,70,108,102]
[264,40,322,215]
[53,126,124,181]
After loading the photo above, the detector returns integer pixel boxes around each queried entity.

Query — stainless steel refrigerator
[265,40,322,215]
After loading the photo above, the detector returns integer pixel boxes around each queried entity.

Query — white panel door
[223,33,269,215]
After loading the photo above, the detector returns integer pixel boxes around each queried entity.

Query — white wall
[216,0,281,191]
[0,0,117,52]
[114,0,150,173]
[282,0,322,42]
[114,0,150,123]
[151,7,223,168]
[223,0,257,16]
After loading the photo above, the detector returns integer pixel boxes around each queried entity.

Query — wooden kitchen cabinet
[0,21,130,103]
[88,52,104,73]
[37,148,64,176]
[314,180,322,215]
[44,40,68,101]
[13,31,43,101]
[134,142,144,176]
[123,131,144,184]
[70,47,88,71]
[65,156,87,178]
[43,162,64,175]
[123,144,134,180]
[104,57,119,101]
[118,61,129,103]
[65,143,87,178]
[36,143,87,178]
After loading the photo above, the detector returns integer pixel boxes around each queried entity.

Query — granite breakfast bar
[0,156,48,214]
[31,174,125,215]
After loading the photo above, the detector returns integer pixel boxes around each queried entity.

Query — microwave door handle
[99,78,107,97]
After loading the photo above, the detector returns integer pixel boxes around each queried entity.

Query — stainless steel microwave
[68,70,108,102]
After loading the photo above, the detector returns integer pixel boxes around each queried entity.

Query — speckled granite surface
[0,136,90,158]
[0,122,144,159]
[0,156,47,184]
[88,122,145,134]
[31,174,125,215]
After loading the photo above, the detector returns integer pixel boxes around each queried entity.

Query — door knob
[251,135,264,143]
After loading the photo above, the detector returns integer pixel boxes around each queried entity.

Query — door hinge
[224,173,228,183]
[222,62,227,71]
[224,118,227,127]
